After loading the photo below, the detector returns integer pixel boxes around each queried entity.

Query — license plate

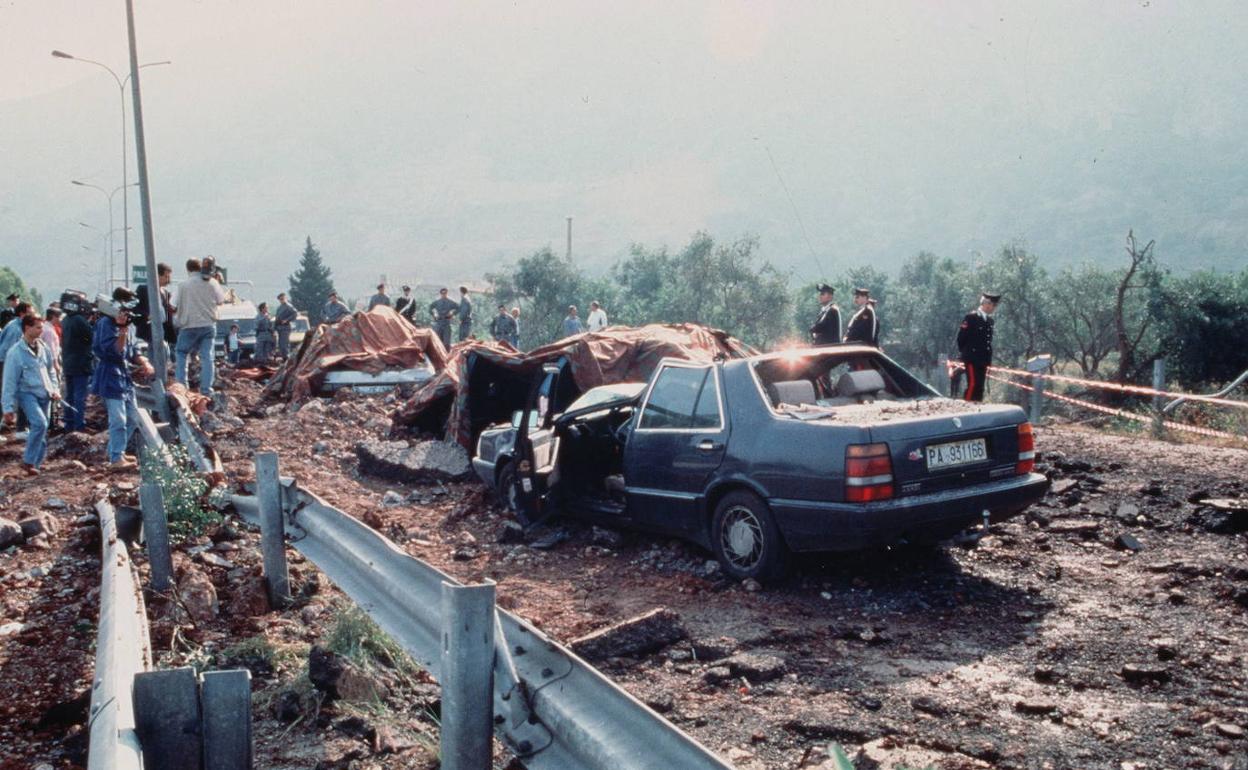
[926,438,988,470]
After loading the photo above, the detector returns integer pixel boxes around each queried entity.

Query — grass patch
[140,444,225,542]
[326,605,420,678]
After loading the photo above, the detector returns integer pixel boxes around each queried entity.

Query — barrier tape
[984,371,1245,442]
[946,360,1248,409]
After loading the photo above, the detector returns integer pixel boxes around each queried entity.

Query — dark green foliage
[288,237,336,326]
[1151,268,1248,387]
[139,445,222,543]
[884,252,975,370]
[0,266,44,310]
[487,246,586,349]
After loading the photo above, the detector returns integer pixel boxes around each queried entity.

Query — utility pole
[125,0,169,421]
[566,216,573,261]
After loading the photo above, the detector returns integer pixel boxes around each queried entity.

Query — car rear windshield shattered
[753,349,943,420]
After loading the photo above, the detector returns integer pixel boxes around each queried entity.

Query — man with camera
[2,313,61,476]
[172,256,226,398]
[92,288,154,470]
[60,291,94,432]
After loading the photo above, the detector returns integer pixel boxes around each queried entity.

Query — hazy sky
[2,1,1246,304]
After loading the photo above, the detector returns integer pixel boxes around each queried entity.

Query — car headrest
[836,369,886,399]
[767,379,817,407]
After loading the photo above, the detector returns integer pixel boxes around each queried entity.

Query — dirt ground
[2,370,1246,770]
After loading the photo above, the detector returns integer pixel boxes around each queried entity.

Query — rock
[312,440,331,454]
[43,497,69,510]
[570,608,687,661]
[0,621,26,636]
[691,636,738,662]
[19,514,59,540]
[29,565,49,578]
[742,578,762,593]
[336,663,389,702]
[645,692,675,713]
[1154,638,1178,661]
[355,439,472,483]
[725,652,786,683]
[0,518,24,549]
[308,645,345,695]
[380,490,405,507]
[178,566,219,623]
[1050,479,1078,495]
[228,575,271,618]
[496,521,525,544]
[591,526,625,548]
[1047,519,1101,537]
[911,696,949,716]
[73,514,99,527]
[271,689,303,722]
[703,666,733,684]
[1015,699,1058,715]
[856,695,883,711]
[371,724,415,755]
[1121,663,1170,684]
[1214,723,1244,740]
[726,747,754,763]
[299,399,328,415]
[1116,502,1141,522]
[783,710,878,742]
[1114,533,1143,552]
[528,528,569,550]
[199,552,235,569]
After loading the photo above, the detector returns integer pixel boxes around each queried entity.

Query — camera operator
[91,288,154,470]
[60,291,94,432]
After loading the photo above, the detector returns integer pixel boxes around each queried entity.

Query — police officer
[809,284,841,345]
[367,283,391,310]
[843,288,878,345]
[322,291,350,324]
[457,286,473,341]
[394,285,415,322]
[956,291,1000,402]
[274,292,298,359]
[490,303,517,345]
[429,288,458,349]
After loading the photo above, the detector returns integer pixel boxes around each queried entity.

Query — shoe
[109,458,138,471]
[20,463,40,477]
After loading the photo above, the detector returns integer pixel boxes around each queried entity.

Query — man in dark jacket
[135,262,177,367]
[60,292,94,432]
[92,288,153,469]
[274,293,298,359]
[843,288,878,345]
[809,284,841,346]
[955,292,1000,402]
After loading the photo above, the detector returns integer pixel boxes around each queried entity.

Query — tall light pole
[71,180,136,286]
[51,51,169,287]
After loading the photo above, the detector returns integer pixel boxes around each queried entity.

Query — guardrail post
[1025,354,1052,426]
[254,452,291,607]
[134,667,203,770]
[1152,358,1166,438]
[440,581,496,770]
[201,669,253,770]
[138,481,175,593]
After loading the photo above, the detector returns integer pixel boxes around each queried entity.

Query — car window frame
[633,361,724,434]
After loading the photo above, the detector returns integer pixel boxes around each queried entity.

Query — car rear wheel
[712,491,787,582]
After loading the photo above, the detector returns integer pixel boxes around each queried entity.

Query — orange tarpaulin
[262,307,448,402]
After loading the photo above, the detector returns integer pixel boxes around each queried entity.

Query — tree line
[279,229,1248,390]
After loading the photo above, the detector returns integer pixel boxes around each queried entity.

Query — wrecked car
[474,345,1049,580]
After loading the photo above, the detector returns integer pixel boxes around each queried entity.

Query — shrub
[140,445,223,542]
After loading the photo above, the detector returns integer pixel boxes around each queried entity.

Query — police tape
[947,360,1248,409]
[984,371,1245,442]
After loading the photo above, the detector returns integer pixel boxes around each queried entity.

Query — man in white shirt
[172,256,226,397]
[586,300,608,332]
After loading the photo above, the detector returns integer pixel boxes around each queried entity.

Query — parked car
[472,345,1048,580]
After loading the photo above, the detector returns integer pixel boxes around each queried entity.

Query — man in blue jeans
[172,256,225,398]
[2,314,60,476]
[92,289,154,470]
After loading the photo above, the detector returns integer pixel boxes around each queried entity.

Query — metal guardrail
[229,482,733,769]
[88,500,152,770]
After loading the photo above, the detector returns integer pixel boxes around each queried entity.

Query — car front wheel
[711,491,787,582]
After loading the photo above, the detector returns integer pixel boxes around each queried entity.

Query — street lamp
[51,50,170,286]
[71,180,137,286]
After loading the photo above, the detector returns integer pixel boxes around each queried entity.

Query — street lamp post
[52,51,169,286]
[71,181,136,286]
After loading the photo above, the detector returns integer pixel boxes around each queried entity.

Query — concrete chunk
[570,607,687,661]
[355,439,471,483]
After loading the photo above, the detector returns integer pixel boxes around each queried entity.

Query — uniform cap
[5,293,19,301]
[981,291,1002,303]
[853,287,871,297]
[817,283,834,295]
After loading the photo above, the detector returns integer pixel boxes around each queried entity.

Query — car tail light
[1016,422,1035,475]
[846,443,894,502]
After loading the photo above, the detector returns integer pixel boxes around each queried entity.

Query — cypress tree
[288,237,336,325]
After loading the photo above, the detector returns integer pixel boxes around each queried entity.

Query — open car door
[511,358,572,525]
